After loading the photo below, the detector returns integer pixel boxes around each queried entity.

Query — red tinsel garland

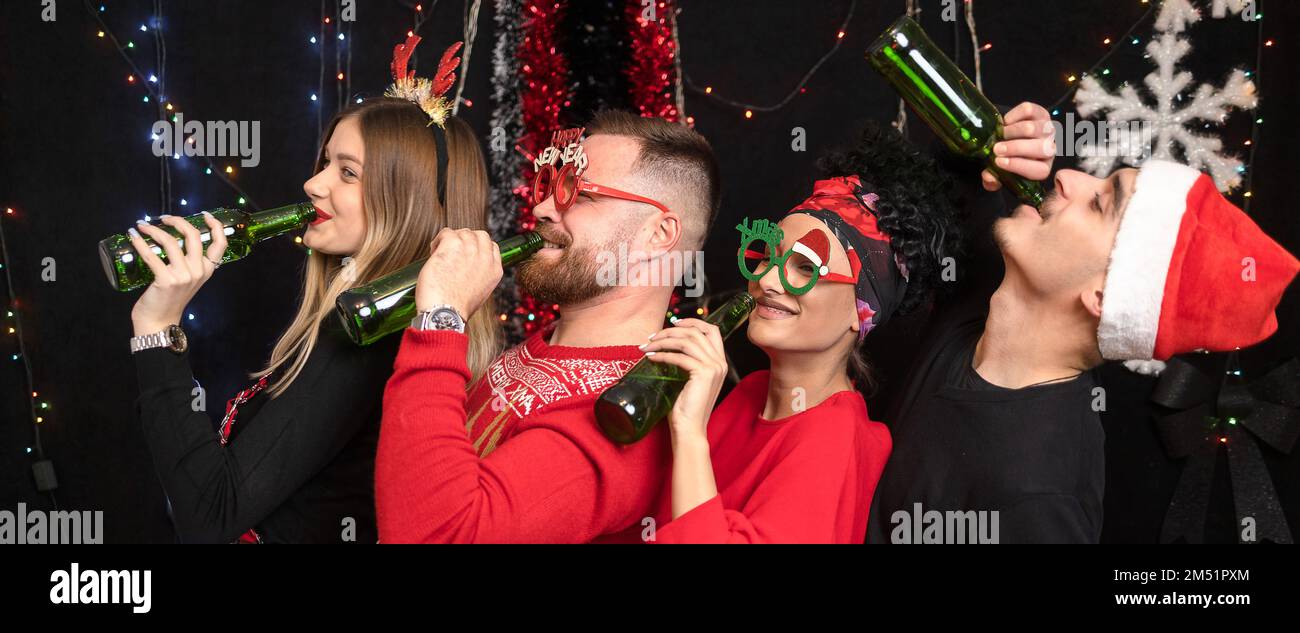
[627,0,689,317]
[626,0,681,123]
[513,0,572,334]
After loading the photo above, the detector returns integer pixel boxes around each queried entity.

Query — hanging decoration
[1073,0,1259,191]
[625,0,682,122]
[1151,352,1299,544]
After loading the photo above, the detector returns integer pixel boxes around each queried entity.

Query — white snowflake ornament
[1074,0,1257,191]
[1211,0,1252,19]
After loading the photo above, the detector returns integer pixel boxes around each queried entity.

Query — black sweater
[134,319,401,544]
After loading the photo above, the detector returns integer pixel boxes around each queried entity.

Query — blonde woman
[125,38,497,543]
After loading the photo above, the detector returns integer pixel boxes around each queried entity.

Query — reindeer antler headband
[384,35,462,128]
[380,35,461,203]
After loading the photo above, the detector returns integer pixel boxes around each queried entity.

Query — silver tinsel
[489,0,528,343]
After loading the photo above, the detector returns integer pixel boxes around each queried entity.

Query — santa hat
[1098,160,1299,374]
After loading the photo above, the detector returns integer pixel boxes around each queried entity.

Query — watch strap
[130,330,171,353]
[130,324,186,354]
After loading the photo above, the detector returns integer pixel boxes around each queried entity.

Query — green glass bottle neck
[499,231,543,266]
[705,293,756,339]
[244,203,317,242]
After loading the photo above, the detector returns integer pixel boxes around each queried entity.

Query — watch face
[433,310,457,329]
[432,308,464,331]
[167,324,188,354]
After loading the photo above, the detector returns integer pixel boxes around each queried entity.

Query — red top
[650,370,891,544]
[374,325,670,543]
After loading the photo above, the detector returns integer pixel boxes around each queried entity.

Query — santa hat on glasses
[1098,160,1299,375]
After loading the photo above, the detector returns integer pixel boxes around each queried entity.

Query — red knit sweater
[649,370,891,544]
[375,325,670,543]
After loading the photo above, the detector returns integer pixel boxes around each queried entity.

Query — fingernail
[997,156,1011,167]
[994,143,1006,155]
[647,333,656,340]
[128,228,141,239]
[638,343,648,349]
[201,211,213,218]
[159,214,173,219]
[645,351,656,357]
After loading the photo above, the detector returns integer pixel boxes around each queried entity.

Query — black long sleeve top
[133,319,401,543]
[866,152,1105,544]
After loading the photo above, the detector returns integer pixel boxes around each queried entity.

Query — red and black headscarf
[787,175,910,341]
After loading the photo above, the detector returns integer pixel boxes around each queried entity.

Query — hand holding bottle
[127,212,228,337]
[981,102,1056,194]
[639,318,728,442]
[415,227,502,318]
[867,16,1050,206]
[595,293,753,445]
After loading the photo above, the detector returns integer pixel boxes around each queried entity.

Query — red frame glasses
[518,145,672,214]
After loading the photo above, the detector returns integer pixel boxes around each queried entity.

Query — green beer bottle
[595,292,756,445]
[867,15,1046,207]
[98,203,318,292]
[335,231,544,346]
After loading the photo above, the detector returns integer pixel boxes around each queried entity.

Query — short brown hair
[586,110,720,250]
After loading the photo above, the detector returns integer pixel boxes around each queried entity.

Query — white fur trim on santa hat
[791,240,830,276]
[1097,160,1201,361]
[1122,359,1167,376]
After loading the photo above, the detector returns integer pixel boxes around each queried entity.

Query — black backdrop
[1,0,1296,543]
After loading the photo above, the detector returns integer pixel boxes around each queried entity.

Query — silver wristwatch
[411,305,466,333]
[130,324,188,355]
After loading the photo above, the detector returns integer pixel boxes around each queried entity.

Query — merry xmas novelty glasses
[737,217,857,296]
[517,128,672,214]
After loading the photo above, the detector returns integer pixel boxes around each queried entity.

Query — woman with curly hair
[638,122,963,544]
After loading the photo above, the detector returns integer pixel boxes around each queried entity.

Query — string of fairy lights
[681,0,858,120]
[1240,0,1266,214]
[0,207,57,508]
[84,0,260,212]
[678,0,989,125]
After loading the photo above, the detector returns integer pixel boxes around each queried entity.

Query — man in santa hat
[869,102,1298,544]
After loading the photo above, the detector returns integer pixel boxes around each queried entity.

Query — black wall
[2,0,1296,543]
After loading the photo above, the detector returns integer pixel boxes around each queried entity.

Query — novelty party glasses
[517,133,671,214]
[737,217,856,296]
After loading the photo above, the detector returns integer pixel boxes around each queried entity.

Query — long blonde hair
[254,98,501,397]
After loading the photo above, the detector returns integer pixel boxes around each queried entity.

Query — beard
[516,225,624,306]
[992,217,1010,252]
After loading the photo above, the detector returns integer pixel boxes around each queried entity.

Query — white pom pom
[1123,359,1168,376]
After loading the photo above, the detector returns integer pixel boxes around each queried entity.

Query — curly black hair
[816,121,964,318]
[816,122,964,393]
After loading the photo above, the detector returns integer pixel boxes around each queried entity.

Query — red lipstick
[310,207,333,226]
